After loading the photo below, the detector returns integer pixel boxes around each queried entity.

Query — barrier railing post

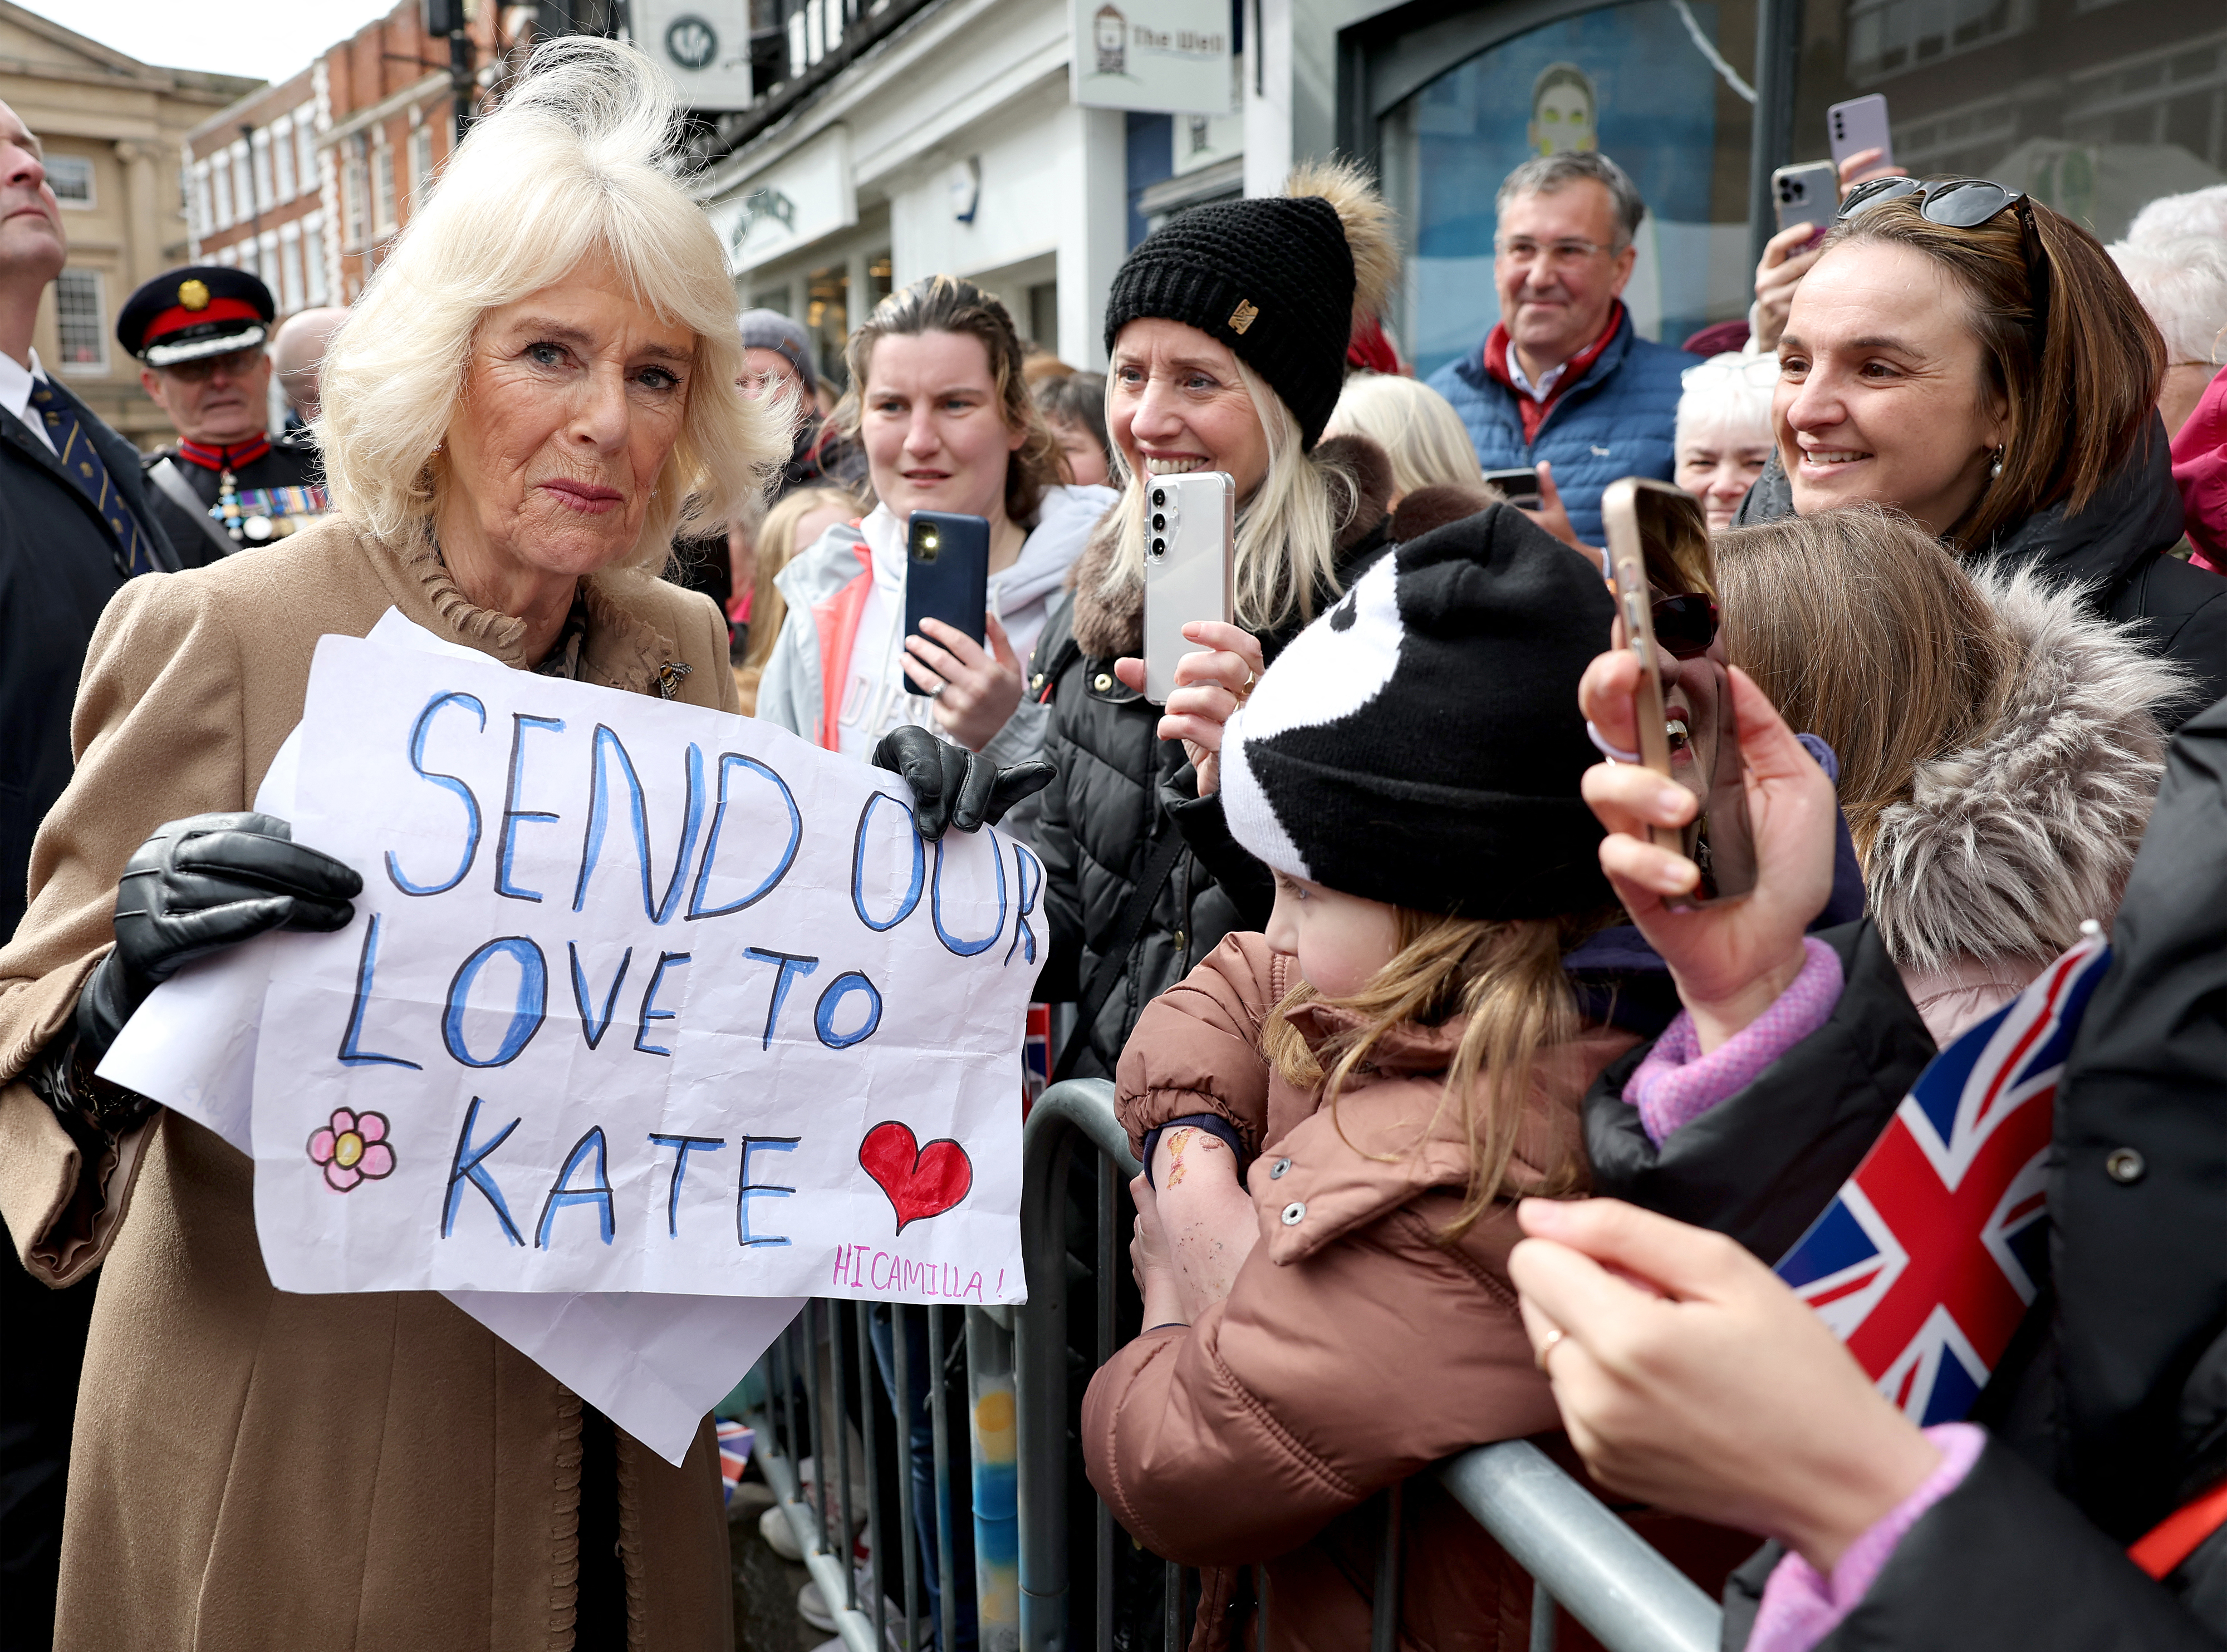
[1437,1440,1721,1652]
[1016,1080,1136,1652]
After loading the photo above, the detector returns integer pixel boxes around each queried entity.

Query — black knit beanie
[1219,504,1617,918]
[1102,194,1355,449]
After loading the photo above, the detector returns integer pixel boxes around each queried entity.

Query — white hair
[1094,363,1352,636]
[1322,372,1483,499]
[1675,352,1775,454]
[2109,236,2227,367]
[2125,184,2227,248]
[319,36,783,570]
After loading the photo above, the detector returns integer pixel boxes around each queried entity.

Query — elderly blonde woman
[1029,159,1400,1078]
[1322,369,1484,507]
[0,39,1040,1651]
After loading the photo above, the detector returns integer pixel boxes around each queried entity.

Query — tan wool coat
[0,517,741,1651]
[1081,933,1755,1652]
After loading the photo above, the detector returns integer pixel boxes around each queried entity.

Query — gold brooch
[1228,299,1259,335]
[178,279,210,311]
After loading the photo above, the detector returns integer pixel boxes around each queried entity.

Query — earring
[1990,444,2005,480]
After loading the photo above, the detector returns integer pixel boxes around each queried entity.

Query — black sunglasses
[1836,175,2051,352]
[1652,593,1720,660]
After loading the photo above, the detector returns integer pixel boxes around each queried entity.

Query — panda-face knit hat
[1102,159,1396,450]
[1220,504,1617,920]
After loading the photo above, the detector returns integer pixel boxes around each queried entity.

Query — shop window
[1380,0,1760,376]
[1797,6,2227,245]
[56,270,105,371]
[807,264,849,387]
[869,252,894,309]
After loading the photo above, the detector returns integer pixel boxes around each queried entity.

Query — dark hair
[1822,195,2165,550]
[835,276,1066,525]
[1033,371,1108,481]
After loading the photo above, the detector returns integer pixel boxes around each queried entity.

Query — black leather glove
[870,726,1054,839]
[31,812,361,1142]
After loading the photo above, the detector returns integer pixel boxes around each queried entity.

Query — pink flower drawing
[306,1109,396,1193]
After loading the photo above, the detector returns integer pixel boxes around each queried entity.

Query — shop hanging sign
[243,635,1037,1304]
[1070,0,1234,117]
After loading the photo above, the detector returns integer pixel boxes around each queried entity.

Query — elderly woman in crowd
[1674,352,1778,530]
[0,39,1015,1650]
[2110,235,2227,440]
[1030,159,1400,1079]
[1735,178,2227,717]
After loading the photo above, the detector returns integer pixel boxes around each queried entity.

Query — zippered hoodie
[753,483,1115,766]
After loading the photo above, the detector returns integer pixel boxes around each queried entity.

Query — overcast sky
[33,0,405,86]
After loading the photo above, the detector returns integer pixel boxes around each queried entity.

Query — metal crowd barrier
[748,1079,1723,1652]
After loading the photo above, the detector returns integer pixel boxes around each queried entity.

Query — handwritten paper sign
[248,634,1038,1304]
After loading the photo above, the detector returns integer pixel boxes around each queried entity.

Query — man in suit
[0,95,178,1652]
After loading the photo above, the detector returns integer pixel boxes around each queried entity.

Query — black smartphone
[903,512,990,650]
[1483,466,1543,509]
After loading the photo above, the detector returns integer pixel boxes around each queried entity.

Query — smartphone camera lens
[1149,536,1165,557]
[1151,487,1165,508]
[1151,513,1166,532]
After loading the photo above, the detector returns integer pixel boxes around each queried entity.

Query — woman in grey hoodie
[1719,504,2192,1044]
[754,277,1116,775]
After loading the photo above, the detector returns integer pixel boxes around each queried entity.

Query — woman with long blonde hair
[1031,159,1401,1077]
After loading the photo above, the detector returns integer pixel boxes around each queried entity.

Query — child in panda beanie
[1081,506,1747,1646]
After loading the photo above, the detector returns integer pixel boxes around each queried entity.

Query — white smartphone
[1772,160,1840,240]
[1141,471,1235,705]
[1827,94,1893,174]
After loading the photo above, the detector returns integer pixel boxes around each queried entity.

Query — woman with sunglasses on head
[1736,176,2227,720]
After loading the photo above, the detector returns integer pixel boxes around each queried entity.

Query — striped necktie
[29,378,159,577]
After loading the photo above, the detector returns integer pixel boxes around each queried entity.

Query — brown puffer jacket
[1081,933,1753,1652]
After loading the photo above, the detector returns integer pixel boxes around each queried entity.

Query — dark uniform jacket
[139,430,323,567]
[0,378,178,943]
[1027,436,1394,1076]
[1736,417,2227,724]
[1591,697,2227,1648]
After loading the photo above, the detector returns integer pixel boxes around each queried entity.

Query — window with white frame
[342,135,367,247]
[295,107,318,200]
[47,153,93,208]
[273,119,296,200]
[212,156,232,228]
[372,139,395,234]
[281,230,304,312]
[56,269,105,370]
[304,216,328,304]
[232,145,252,224]
[409,124,433,210]
[252,132,273,211]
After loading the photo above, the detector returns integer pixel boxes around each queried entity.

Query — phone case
[1827,94,1893,171]
[1141,472,1236,705]
[1772,161,1840,238]
[902,512,990,650]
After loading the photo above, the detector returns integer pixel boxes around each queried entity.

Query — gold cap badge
[178,279,210,311]
[1228,299,1259,335]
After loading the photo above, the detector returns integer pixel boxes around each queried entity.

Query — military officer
[117,265,328,564]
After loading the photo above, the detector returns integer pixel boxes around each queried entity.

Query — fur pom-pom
[1284,157,1397,321]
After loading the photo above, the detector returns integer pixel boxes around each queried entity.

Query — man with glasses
[120,266,327,564]
[1428,150,1699,545]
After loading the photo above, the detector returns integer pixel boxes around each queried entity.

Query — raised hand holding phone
[1112,620,1264,795]
[1578,651,1836,1052]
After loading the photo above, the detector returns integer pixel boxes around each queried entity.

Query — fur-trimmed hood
[1067,432,1396,660]
[1870,563,2194,974]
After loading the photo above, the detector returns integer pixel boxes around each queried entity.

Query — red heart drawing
[859,1121,974,1234]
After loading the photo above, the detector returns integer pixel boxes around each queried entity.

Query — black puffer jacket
[1028,437,1393,1077]
[1736,417,2227,722]
[1597,696,2227,1648]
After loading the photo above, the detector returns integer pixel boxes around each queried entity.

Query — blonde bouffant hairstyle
[318,36,784,572]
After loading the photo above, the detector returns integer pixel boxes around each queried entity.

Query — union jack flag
[716,1419,755,1507]
[1775,933,2114,1424]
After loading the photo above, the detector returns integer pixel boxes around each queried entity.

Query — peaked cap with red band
[117,264,275,367]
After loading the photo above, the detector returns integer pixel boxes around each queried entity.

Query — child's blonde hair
[1260,905,1608,1239]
